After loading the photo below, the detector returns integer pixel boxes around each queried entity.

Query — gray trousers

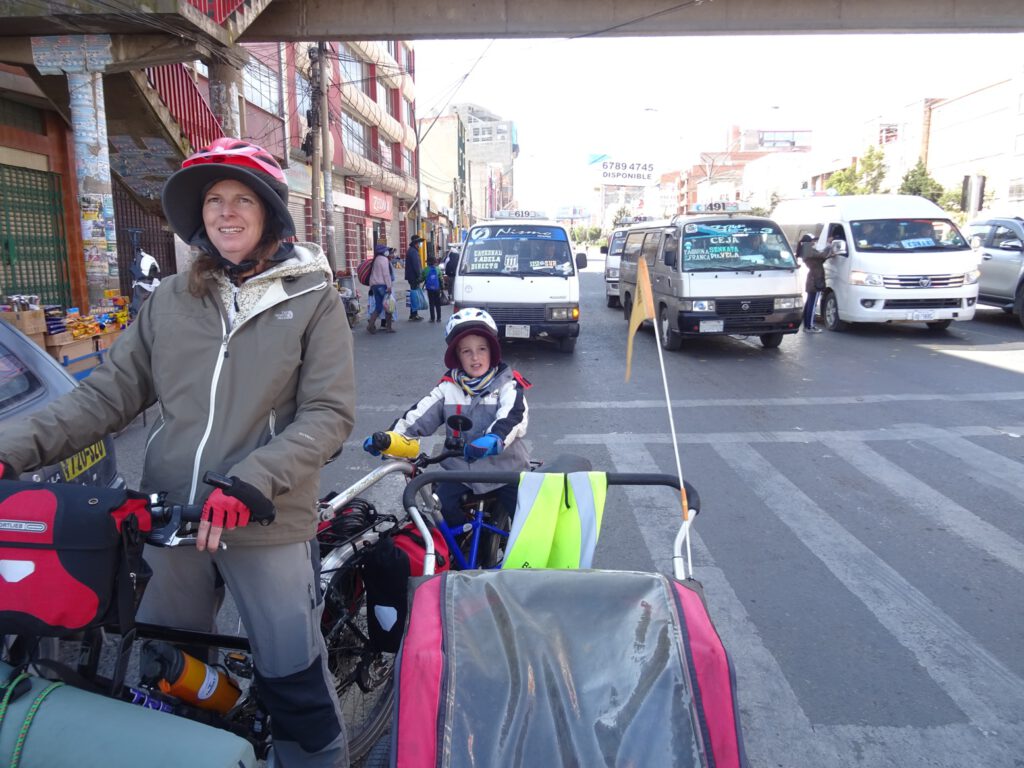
[137,541,349,768]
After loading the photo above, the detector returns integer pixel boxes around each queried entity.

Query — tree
[899,160,944,203]
[613,206,631,225]
[825,145,889,195]
[588,225,602,243]
[859,144,888,194]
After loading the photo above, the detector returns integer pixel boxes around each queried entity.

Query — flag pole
[648,318,693,573]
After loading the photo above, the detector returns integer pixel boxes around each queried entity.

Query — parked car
[0,322,124,488]
[966,216,1024,326]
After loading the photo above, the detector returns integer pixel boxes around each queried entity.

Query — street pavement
[114,251,1024,767]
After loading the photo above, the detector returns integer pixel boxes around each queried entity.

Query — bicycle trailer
[0,661,256,767]
[391,568,747,768]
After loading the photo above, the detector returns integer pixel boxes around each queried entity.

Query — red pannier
[0,480,152,637]
[393,569,747,768]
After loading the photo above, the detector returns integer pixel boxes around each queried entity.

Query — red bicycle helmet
[444,308,501,369]
[162,137,295,245]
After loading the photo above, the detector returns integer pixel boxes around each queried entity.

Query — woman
[0,137,355,767]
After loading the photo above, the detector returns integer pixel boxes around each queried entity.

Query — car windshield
[608,230,627,256]
[461,225,574,277]
[680,220,797,272]
[850,219,969,252]
[0,343,44,417]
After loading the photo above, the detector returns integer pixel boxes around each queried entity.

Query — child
[362,308,531,525]
[423,255,443,322]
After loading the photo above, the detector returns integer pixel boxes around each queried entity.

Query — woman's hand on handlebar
[197,473,275,551]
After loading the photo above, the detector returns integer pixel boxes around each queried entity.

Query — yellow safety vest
[502,472,607,570]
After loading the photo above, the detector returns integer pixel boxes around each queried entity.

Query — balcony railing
[147,64,223,153]
[185,0,248,25]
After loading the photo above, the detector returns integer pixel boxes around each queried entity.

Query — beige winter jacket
[0,243,355,546]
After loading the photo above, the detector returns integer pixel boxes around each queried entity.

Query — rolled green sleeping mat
[0,661,255,768]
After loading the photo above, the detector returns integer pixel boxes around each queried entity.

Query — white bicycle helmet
[444,308,501,369]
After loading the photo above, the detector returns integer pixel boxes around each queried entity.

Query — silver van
[600,227,628,307]
[617,208,803,349]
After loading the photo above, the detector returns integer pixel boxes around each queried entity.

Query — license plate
[699,320,724,333]
[60,440,107,481]
[505,324,530,339]
[909,311,935,321]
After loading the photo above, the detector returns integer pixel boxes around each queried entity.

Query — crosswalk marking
[825,439,1024,575]
[715,442,1024,727]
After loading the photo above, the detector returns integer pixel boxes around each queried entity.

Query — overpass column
[208,60,242,139]
[32,35,119,309]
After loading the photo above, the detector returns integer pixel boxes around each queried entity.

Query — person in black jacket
[405,235,424,321]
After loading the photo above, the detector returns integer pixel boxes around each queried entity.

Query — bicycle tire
[321,554,395,762]
[475,501,511,569]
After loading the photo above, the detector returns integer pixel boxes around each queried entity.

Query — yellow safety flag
[625,257,656,382]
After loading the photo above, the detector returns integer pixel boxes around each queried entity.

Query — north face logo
[275,310,294,320]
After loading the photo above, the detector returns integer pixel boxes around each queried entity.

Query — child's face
[456,334,491,376]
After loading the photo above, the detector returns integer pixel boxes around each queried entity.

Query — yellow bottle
[378,431,421,459]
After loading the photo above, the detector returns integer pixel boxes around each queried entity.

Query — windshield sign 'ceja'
[680,220,797,271]
[463,225,575,277]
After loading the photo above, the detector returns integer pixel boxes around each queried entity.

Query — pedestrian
[443,245,460,299]
[405,234,424,321]
[799,232,835,332]
[0,137,355,767]
[367,243,396,334]
[362,308,531,527]
[423,255,443,322]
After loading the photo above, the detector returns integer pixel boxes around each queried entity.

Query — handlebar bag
[362,523,450,653]
[0,480,152,637]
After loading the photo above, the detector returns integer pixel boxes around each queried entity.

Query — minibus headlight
[606,268,619,279]
[850,271,884,287]
[774,297,801,310]
[964,269,980,285]
[548,306,579,321]
[681,300,716,312]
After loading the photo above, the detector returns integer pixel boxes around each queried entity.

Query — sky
[412,33,1024,213]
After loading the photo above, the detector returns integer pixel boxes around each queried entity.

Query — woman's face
[456,334,491,376]
[202,179,266,264]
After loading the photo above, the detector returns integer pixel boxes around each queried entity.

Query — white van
[452,211,587,353]
[617,204,804,349]
[600,226,628,307]
[772,195,980,331]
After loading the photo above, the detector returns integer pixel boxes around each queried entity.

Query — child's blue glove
[465,433,502,461]
[362,435,381,456]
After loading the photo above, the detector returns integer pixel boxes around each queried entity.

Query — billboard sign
[589,154,657,187]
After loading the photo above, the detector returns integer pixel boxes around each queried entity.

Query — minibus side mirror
[576,252,588,269]
[831,240,848,256]
[600,245,609,255]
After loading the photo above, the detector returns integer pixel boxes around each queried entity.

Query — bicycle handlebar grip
[378,431,420,460]
[370,431,391,452]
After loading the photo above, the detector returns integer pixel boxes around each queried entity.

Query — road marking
[715,442,1024,727]
[357,391,1024,412]
[558,423,1024,445]
[825,439,1024,575]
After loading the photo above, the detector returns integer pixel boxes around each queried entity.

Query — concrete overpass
[239,0,1024,41]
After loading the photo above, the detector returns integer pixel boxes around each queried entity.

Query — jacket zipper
[186,279,328,503]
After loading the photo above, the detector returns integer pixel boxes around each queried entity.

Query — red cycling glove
[201,488,252,529]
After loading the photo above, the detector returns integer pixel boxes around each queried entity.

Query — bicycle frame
[402,471,700,579]
[434,498,508,571]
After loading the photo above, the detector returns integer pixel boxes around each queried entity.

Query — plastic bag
[385,292,397,315]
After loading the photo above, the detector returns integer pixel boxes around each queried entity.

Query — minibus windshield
[608,230,626,256]
[680,220,796,272]
[849,219,969,252]
[462,225,574,277]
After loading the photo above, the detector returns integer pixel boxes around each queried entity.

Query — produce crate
[0,309,47,335]
[44,331,77,348]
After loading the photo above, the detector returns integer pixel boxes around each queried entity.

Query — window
[194,60,208,78]
[0,343,43,417]
[992,225,1018,248]
[641,232,662,267]
[378,137,392,168]
[1009,179,1024,202]
[402,147,414,174]
[339,44,366,93]
[879,124,899,144]
[376,80,391,116]
[622,232,645,264]
[400,98,413,126]
[342,112,367,156]
[243,59,280,115]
